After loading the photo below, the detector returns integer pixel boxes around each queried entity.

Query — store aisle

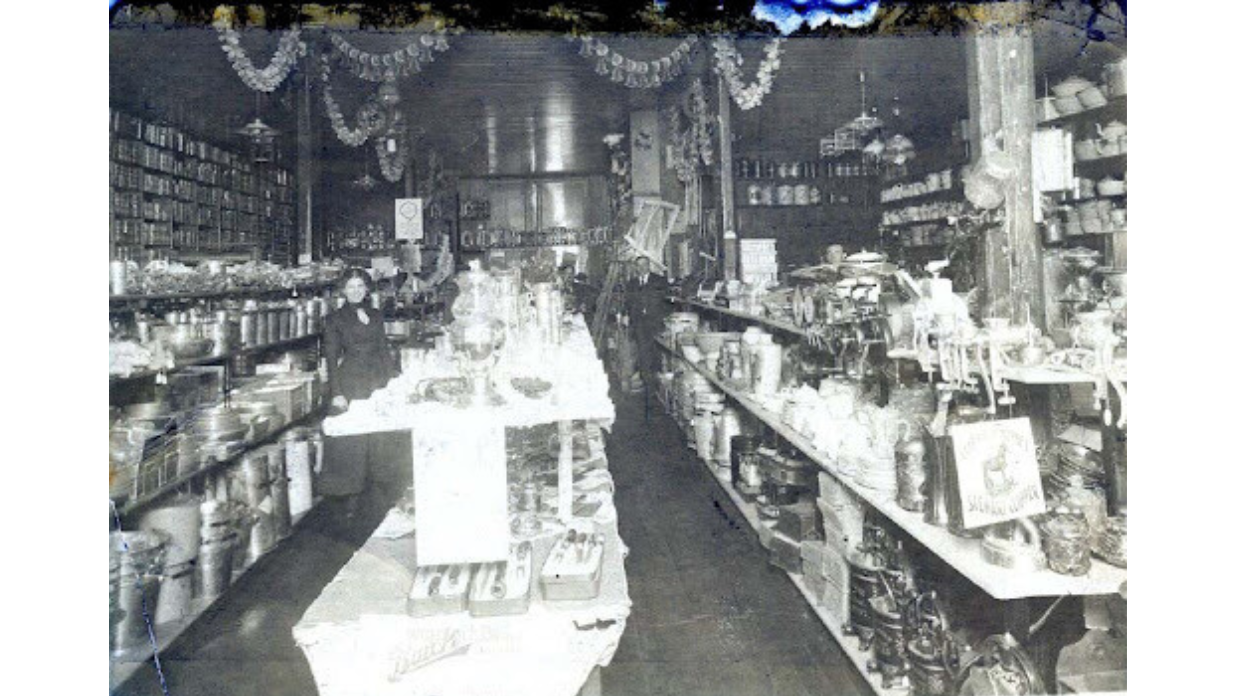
[118,393,867,696]
[601,389,867,696]
[116,502,382,696]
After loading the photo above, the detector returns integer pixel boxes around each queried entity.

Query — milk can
[712,406,743,467]
[293,300,309,337]
[267,445,291,539]
[692,408,716,461]
[254,302,270,346]
[240,300,259,348]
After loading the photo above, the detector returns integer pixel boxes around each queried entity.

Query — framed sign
[395,198,424,241]
[949,418,1047,529]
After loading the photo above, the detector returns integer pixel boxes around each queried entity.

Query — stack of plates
[854,454,898,497]
[1093,514,1127,568]
[1046,443,1105,497]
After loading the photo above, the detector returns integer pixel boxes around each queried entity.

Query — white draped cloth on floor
[292,469,631,696]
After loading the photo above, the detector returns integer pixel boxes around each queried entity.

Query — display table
[293,444,631,696]
[322,315,615,437]
[298,314,628,696]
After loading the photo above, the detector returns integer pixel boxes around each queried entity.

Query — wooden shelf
[657,338,1127,600]
[109,496,324,693]
[109,281,334,307]
[880,216,958,230]
[110,332,322,386]
[880,186,964,206]
[673,298,809,338]
[114,406,327,516]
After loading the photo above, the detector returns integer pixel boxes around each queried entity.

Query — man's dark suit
[624,272,670,387]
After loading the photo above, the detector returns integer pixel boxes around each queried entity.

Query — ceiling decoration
[328,30,451,83]
[568,34,699,89]
[711,36,786,110]
[213,11,306,93]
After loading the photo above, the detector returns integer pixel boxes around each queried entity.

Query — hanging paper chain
[214,18,305,93]
[568,35,699,89]
[320,58,374,147]
[711,36,785,110]
[329,31,450,83]
[375,137,407,182]
[672,79,716,183]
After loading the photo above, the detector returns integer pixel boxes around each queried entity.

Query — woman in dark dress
[320,268,407,520]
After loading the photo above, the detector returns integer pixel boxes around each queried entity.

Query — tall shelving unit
[109,109,297,266]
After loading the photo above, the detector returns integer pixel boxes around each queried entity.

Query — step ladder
[591,199,679,345]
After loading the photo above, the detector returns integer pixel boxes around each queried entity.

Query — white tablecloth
[323,316,615,437]
[293,443,630,696]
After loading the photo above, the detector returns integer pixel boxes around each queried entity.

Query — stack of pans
[906,593,963,696]
[868,592,912,689]
[1046,443,1105,499]
[844,548,886,650]
[192,406,249,461]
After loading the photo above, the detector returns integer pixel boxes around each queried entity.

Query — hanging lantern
[236,117,278,164]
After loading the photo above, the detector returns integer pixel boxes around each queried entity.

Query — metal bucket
[138,499,202,566]
[196,534,236,599]
[155,560,196,624]
[246,511,276,566]
[110,530,168,656]
[232,510,258,572]
[283,429,314,518]
[237,452,270,509]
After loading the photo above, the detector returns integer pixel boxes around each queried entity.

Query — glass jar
[1042,509,1092,576]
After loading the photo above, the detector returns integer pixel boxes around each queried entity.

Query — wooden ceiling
[110,21,1117,189]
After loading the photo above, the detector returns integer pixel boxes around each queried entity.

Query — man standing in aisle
[625,255,670,418]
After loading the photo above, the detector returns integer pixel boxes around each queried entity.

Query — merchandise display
[109,15,1130,696]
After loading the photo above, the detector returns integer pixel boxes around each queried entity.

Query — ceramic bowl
[1097,178,1126,196]
[1074,140,1100,161]
[1051,76,1092,98]
[1053,95,1083,115]
[1078,85,1108,109]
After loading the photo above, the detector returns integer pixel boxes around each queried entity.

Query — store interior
[110,7,1127,696]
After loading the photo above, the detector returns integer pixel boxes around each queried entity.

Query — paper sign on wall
[949,418,1046,529]
[395,198,424,241]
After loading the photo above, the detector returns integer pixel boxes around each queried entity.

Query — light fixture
[236,117,279,164]
[848,71,884,134]
[237,92,279,164]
